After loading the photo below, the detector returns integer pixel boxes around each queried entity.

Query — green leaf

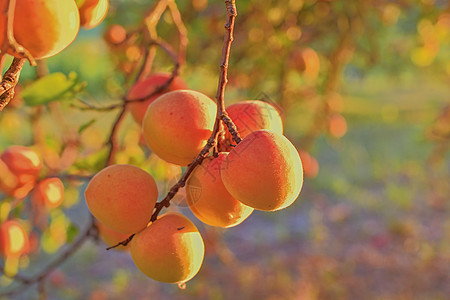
[22,72,86,106]
[78,119,96,134]
[66,223,80,244]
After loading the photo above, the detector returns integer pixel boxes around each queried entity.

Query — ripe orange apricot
[226,100,283,139]
[31,178,64,209]
[127,73,188,125]
[290,47,320,79]
[78,0,109,29]
[130,212,204,283]
[186,153,253,227]
[85,164,158,234]
[298,150,319,179]
[142,90,217,166]
[0,146,42,198]
[221,130,303,211]
[328,113,347,138]
[0,220,29,257]
[0,0,80,59]
[96,221,129,251]
[103,24,127,46]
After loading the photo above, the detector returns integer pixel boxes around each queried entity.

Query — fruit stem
[0,0,36,65]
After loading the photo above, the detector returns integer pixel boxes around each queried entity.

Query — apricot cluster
[84,164,205,283]
[140,90,303,215]
[0,0,109,60]
[0,146,67,209]
[84,74,304,284]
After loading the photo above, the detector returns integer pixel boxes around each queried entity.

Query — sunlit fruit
[290,47,320,79]
[226,100,283,140]
[78,0,109,29]
[0,158,19,196]
[0,0,80,59]
[31,178,64,209]
[85,164,158,234]
[0,220,29,257]
[221,130,303,211]
[1,146,41,177]
[186,153,253,227]
[0,146,42,198]
[130,212,205,283]
[104,24,127,46]
[127,73,188,125]
[142,90,217,166]
[97,221,129,251]
[328,113,347,138]
[298,150,319,178]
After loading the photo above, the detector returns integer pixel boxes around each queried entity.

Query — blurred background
[0,0,449,299]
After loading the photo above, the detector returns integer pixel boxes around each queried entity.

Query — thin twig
[104,106,127,167]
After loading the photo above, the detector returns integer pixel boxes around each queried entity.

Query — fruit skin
[221,130,303,211]
[97,221,129,251]
[0,220,29,257]
[0,0,80,59]
[142,90,217,166]
[85,164,158,235]
[0,146,42,198]
[226,100,283,139]
[130,212,204,283]
[186,153,253,228]
[31,178,64,209]
[127,73,188,125]
[78,0,109,29]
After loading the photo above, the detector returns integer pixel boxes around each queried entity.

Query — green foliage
[22,72,86,106]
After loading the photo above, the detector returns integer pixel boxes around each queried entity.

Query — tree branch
[0,57,25,111]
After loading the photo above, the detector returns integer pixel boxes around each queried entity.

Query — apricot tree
[0,0,448,298]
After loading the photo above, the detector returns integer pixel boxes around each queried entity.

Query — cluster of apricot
[0,146,65,259]
[84,73,304,284]
[0,146,115,260]
[0,0,108,60]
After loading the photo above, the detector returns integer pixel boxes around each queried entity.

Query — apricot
[328,113,347,138]
[290,47,320,79]
[130,212,204,283]
[0,220,29,257]
[96,221,129,251]
[104,24,127,46]
[142,90,217,166]
[221,130,303,211]
[78,0,109,30]
[0,146,42,198]
[298,150,319,179]
[127,73,188,125]
[226,100,283,139]
[0,0,80,59]
[186,153,253,227]
[31,178,64,209]
[85,164,158,234]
